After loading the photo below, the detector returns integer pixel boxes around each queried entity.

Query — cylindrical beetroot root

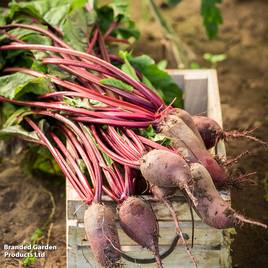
[167,108,205,146]
[190,163,267,229]
[140,149,197,206]
[158,111,229,187]
[159,109,205,150]
[192,115,222,149]
[84,203,121,268]
[193,115,267,150]
[118,196,163,268]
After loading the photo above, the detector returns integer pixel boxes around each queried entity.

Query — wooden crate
[67,69,232,268]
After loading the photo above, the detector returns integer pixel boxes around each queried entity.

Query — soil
[0,149,66,268]
[0,0,267,268]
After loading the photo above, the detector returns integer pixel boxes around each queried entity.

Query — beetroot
[118,196,163,267]
[140,149,197,205]
[159,110,205,151]
[168,108,205,146]
[190,163,267,229]
[193,115,267,149]
[159,112,229,187]
[84,203,121,268]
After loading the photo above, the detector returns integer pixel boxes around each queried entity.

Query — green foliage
[119,51,183,108]
[30,228,44,242]
[203,52,226,67]
[96,0,140,40]
[62,8,96,51]
[190,62,201,69]
[162,0,182,8]
[0,72,54,99]
[0,125,39,143]
[139,125,172,146]
[201,0,223,39]
[22,228,44,267]
[22,255,37,267]
[3,0,139,53]
[100,77,134,92]
[63,96,92,109]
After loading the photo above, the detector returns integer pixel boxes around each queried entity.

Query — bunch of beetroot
[0,5,267,268]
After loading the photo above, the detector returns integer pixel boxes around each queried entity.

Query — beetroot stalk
[0,43,164,108]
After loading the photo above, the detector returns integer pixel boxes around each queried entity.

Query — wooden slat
[68,247,225,268]
[68,222,223,248]
[67,199,200,222]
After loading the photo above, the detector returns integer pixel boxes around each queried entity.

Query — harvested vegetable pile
[0,1,267,267]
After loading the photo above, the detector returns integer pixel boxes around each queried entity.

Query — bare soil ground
[0,153,66,268]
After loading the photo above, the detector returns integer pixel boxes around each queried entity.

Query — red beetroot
[159,112,228,187]
[118,196,163,267]
[140,149,197,206]
[190,163,267,229]
[193,115,267,150]
[168,108,205,146]
[84,203,121,268]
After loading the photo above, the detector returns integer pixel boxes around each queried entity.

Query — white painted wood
[67,70,231,268]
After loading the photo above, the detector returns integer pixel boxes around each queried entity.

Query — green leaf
[119,51,140,81]
[139,125,171,146]
[3,108,32,128]
[0,103,16,127]
[190,62,201,69]
[152,134,171,146]
[157,60,167,70]
[0,125,39,143]
[6,0,97,52]
[7,0,84,27]
[22,256,37,267]
[0,8,7,26]
[89,99,106,107]
[125,53,183,108]
[201,0,223,39]
[100,78,133,92]
[140,125,156,138]
[203,53,226,63]
[162,0,182,8]
[102,151,114,166]
[34,152,61,174]
[108,0,128,18]
[62,8,96,51]
[30,228,43,242]
[96,1,139,41]
[0,72,54,99]
[63,96,92,109]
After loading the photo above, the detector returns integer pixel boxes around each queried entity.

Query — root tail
[163,199,197,268]
[224,151,250,167]
[230,172,257,189]
[184,185,198,207]
[234,213,267,229]
[154,250,163,268]
[225,129,267,147]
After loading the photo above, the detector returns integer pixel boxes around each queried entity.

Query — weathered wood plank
[68,246,225,268]
[68,222,224,248]
[67,199,201,222]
